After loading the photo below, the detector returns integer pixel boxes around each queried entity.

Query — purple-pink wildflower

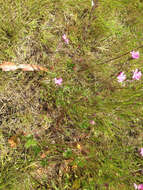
[62,34,69,44]
[117,72,126,83]
[138,184,143,190]
[132,69,142,80]
[90,120,95,125]
[134,183,143,190]
[140,148,143,157]
[130,51,139,59]
[54,78,63,85]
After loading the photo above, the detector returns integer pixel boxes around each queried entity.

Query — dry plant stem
[89,0,99,19]
[100,45,143,65]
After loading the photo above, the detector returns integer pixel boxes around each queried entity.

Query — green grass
[0,0,143,189]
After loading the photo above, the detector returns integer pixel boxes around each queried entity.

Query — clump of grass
[0,0,143,189]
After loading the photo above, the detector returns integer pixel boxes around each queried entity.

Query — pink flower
[54,78,63,85]
[117,72,126,83]
[134,183,143,190]
[140,148,143,156]
[90,120,95,125]
[138,184,143,190]
[130,51,139,59]
[62,34,69,44]
[132,69,142,80]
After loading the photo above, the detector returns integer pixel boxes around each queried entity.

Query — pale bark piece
[18,64,48,71]
[0,62,48,72]
[0,62,18,71]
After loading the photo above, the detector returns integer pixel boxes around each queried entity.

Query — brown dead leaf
[0,62,48,72]
[8,136,19,148]
[40,153,46,159]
